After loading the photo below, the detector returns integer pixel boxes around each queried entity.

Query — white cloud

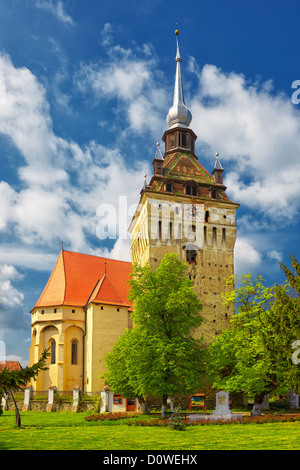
[190,64,300,220]
[35,0,75,26]
[0,264,25,335]
[0,247,57,271]
[234,238,262,275]
[75,41,167,137]
[267,250,283,263]
[0,52,150,264]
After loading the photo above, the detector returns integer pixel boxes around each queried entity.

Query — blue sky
[0,0,300,366]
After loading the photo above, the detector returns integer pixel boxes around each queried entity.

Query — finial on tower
[154,142,163,161]
[166,29,192,129]
[143,174,148,189]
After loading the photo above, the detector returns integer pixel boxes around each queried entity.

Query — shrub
[125,413,300,427]
[168,407,186,431]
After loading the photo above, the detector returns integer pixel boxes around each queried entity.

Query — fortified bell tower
[129,31,239,343]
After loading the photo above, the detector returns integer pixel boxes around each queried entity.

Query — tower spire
[166,30,192,129]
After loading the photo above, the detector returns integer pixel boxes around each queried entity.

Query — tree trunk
[138,396,151,414]
[161,394,168,418]
[251,392,266,417]
[9,390,21,427]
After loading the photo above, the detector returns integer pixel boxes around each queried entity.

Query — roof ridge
[89,274,129,307]
[61,249,67,305]
[104,274,127,303]
[62,250,131,265]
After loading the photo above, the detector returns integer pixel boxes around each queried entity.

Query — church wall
[85,303,131,392]
[29,306,86,391]
[63,325,84,390]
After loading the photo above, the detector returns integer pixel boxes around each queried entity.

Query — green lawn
[1,411,300,450]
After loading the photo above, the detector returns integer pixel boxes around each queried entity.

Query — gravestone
[212,391,233,420]
[287,390,299,409]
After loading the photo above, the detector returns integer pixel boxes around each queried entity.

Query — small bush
[168,407,186,431]
[125,413,300,427]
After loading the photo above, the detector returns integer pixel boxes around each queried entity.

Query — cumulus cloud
[190,64,300,220]
[75,35,168,137]
[0,264,25,334]
[0,52,150,268]
[234,238,263,275]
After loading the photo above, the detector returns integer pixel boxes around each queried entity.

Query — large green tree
[105,253,205,416]
[206,261,300,415]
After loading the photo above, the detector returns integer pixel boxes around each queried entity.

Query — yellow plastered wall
[84,303,131,392]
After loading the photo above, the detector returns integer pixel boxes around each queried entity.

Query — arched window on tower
[186,249,197,263]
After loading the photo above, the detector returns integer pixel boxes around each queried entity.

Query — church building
[29,31,239,396]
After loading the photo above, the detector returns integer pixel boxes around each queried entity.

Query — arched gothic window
[50,339,56,364]
[71,340,78,365]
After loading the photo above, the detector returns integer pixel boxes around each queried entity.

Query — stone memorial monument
[212,391,233,420]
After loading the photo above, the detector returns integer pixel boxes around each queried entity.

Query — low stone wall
[3,399,98,412]
[1,386,100,413]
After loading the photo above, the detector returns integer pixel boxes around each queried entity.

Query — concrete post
[72,386,81,413]
[47,386,57,412]
[1,393,9,411]
[22,385,33,411]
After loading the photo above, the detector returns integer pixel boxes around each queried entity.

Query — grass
[1,410,300,450]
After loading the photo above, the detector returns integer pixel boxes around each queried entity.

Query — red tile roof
[32,250,132,311]
[0,361,22,372]
[88,275,130,307]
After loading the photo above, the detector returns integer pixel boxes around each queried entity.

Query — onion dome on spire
[166,30,192,129]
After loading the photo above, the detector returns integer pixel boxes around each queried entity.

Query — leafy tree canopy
[206,257,300,415]
[105,253,205,415]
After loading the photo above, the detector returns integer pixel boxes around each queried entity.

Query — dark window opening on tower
[158,220,162,240]
[205,211,209,222]
[211,189,217,199]
[186,249,197,263]
[168,222,173,240]
[165,182,173,192]
[185,185,198,196]
[179,133,186,147]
